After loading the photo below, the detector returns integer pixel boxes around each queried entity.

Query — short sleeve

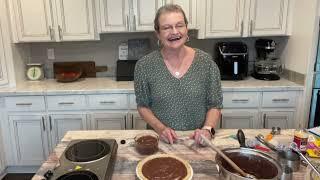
[134,60,151,108]
[206,58,223,109]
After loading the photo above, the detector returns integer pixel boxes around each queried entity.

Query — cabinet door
[261,111,294,129]
[205,0,245,38]
[9,114,49,165]
[249,0,289,36]
[0,23,9,86]
[133,0,163,31]
[54,0,96,41]
[128,112,147,130]
[90,112,126,130]
[9,0,54,42]
[165,0,198,29]
[49,114,87,148]
[221,109,259,129]
[99,0,130,32]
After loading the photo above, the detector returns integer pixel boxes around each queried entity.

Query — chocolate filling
[136,135,158,155]
[220,152,278,179]
[142,157,187,180]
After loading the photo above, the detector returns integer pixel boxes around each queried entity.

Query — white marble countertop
[0,77,303,96]
[32,129,316,180]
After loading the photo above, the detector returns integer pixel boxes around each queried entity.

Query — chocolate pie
[136,154,193,180]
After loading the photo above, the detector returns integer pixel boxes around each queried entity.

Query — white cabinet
[249,0,289,36]
[202,0,246,38]
[260,111,294,129]
[48,114,87,148]
[8,0,98,42]
[165,0,198,29]
[98,0,163,32]
[221,109,259,129]
[198,0,290,38]
[127,111,147,130]
[90,112,127,130]
[8,114,49,165]
[0,21,9,86]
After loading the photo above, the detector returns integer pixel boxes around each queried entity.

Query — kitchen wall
[27,31,288,79]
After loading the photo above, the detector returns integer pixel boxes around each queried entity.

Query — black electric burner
[50,139,118,180]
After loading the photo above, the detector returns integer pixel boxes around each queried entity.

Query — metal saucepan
[216,148,283,179]
[256,134,300,172]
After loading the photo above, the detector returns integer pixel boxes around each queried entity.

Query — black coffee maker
[215,42,248,80]
[252,39,281,81]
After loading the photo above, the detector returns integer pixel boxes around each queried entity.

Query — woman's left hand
[190,129,212,146]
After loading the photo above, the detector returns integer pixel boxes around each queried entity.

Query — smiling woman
[134,4,223,146]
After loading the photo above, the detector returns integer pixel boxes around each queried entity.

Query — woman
[134,4,222,145]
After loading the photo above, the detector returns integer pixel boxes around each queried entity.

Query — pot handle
[237,129,246,148]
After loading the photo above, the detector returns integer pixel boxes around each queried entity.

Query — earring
[157,39,161,47]
[186,35,190,42]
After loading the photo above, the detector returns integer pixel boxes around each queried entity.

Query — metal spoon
[290,142,320,177]
[200,134,256,179]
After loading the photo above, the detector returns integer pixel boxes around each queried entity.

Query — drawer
[128,94,137,109]
[223,92,259,108]
[87,94,128,109]
[5,96,45,111]
[262,91,297,108]
[47,95,86,111]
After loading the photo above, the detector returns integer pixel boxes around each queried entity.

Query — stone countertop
[32,129,315,180]
[0,77,303,96]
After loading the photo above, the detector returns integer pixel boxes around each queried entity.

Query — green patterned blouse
[134,48,223,131]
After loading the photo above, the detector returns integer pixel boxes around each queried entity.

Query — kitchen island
[32,129,315,180]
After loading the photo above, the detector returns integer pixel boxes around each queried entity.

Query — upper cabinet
[0,23,9,86]
[98,0,163,32]
[165,0,198,29]
[197,0,290,38]
[8,0,98,42]
[249,0,289,36]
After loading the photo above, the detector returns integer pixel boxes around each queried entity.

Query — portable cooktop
[49,139,118,180]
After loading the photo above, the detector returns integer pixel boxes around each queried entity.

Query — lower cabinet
[89,112,127,130]
[8,114,49,165]
[128,111,147,130]
[48,113,88,149]
[221,109,259,129]
[260,111,294,129]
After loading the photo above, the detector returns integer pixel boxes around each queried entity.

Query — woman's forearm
[137,106,166,133]
[204,108,221,128]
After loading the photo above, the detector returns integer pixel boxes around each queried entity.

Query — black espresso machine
[215,42,248,80]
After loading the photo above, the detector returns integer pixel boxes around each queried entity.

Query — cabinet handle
[58,102,75,105]
[49,116,52,131]
[49,26,54,40]
[99,101,115,104]
[42,117,45,131]
[58,25,62,40]
[131,114,134,129]
[232,99,249,103]
[263,114,266,128]
[124,115,127,129]
[16,103,32,106]
[272,98,290,102]
[220,113,223,128]
[126,15,129,31]
[250,20,253,36]
[240,20,244,36]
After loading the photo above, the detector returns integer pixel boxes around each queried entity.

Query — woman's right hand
[159,127,178,144]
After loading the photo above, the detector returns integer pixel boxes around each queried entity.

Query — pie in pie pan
[136,154,193,180]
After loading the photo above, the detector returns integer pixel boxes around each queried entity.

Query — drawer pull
[99,101,116,104]
[232,99,249,102]
[16,103,32,106]
[272,98,290,102]
[58,102,75,105]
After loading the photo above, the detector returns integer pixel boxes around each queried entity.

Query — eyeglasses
[160,23,186,33]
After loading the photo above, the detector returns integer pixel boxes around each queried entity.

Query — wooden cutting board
[54,61,97,78]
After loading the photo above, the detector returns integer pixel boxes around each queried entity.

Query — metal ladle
[200,134,256,179]
[290,142,320,177]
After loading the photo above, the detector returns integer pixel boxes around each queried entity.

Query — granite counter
[0,77,303,96]
[32,129,315,180]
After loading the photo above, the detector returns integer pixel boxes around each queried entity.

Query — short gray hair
[154,4,188,32]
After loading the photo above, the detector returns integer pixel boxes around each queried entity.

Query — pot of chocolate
[215,148,283,180]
